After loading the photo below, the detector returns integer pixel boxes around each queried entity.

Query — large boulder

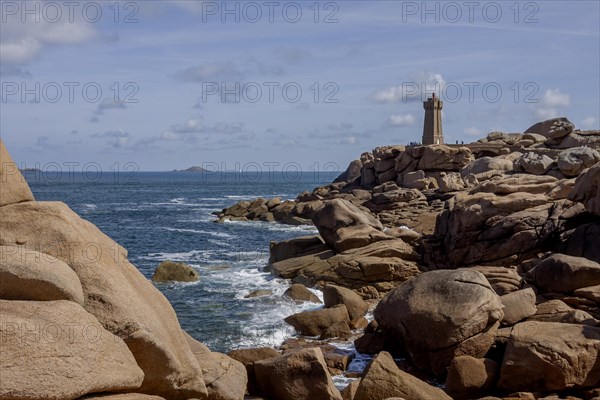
[0,139,35,207]
[558,147,600,177]
[0,201,207,398]
[460,156,514,180]
[283,283,321,303]
[374,270,504,376]
[152,260,199,283]
[284,305,351,338]
[498,322,600,391]
[525,117,574,139]
[528,254,600,293]
[311,198,387,253]
[353,351,452,400]
[514,152,554,175]
[529,299,597,325]
[254,348,343,400]
[323,284,368,325]
[0,245,84,304]
[438,172,464,193]
[0,300,144,400]
[569,162,600,217]
[417,145,474,171]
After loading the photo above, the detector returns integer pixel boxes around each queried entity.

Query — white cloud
[464,127,482,136]
[581,117,597,129]
[534,89,571,120]
[0,11,98,68]
[372,71,446,103]
[337,136,357,145]
[542,89,570,108]
[388,114,416,127]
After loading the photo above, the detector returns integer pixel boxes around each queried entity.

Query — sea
[24,170,372,386]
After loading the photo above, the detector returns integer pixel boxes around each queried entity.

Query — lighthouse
[422,93,443,145]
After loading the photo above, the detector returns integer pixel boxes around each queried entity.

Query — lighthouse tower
[422,93,443,145]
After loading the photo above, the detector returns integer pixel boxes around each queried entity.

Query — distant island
[172,166,207,173]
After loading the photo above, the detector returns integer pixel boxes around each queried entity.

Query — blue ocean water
[23,170,339,352]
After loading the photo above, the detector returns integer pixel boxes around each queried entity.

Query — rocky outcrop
[514,152,554,175]
[0,144,246,400]
[374,270,504,376]
[254,348,343,400]
[152,260,199,282]
[499,288,537,326]
[0,300,144,400]
[0,140,34,207]
[227,347,279,396]
[498,322,600,391]
[353,351,452,400]
[0,201,208,398]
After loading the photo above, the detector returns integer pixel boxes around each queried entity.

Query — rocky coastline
[1,116,600,400]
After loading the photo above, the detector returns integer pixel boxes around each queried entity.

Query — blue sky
[1,0,599,171]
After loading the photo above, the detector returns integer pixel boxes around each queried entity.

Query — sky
[1,0,599,172]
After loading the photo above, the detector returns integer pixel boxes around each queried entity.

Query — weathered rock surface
[353,351,452,400]
[515,152,554,175]
[374,270,504,376]
[0,300,144,400]
[498,321,600,391]
[528,254,600,293]
[193,352,248,400]
[151,260,199,283]
[500,288,537,326]
[529,299,597,325]
[0,245,84,304]
[569,162,600,217]
[0,201,207,398]
[0,139,34,207]
[254,348,343,400]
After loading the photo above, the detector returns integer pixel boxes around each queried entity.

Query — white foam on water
[82,203,98,209]
[160,227,234,238]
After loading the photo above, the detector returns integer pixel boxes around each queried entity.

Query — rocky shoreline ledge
[0,116,599,400]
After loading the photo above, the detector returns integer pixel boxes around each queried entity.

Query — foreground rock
[254,348,343,400]
[228,347,280,395]
[498,321,600,391]
[0,201,208,398]
[0,139,34,207]
[374,270,504,376]
[353,351,452,400]
[283,283,321,303]
[152,260,199,283]
[0,300,144,400]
